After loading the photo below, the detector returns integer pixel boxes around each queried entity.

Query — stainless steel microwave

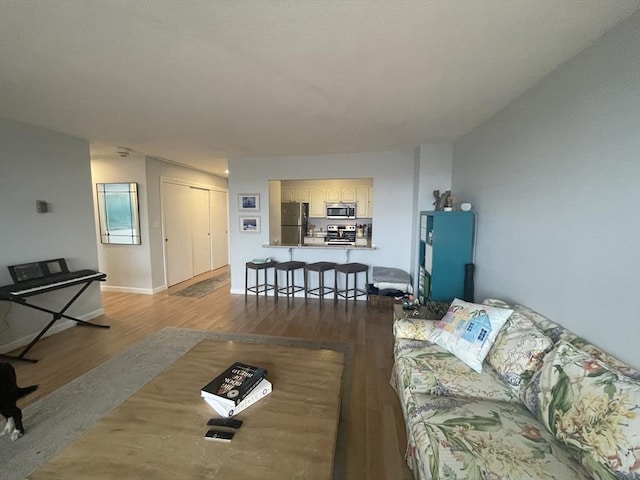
[326,203,356,219]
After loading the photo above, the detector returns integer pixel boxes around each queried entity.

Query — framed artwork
[238,193,260,212]
[239,216,261,233]
[96,182,142,245]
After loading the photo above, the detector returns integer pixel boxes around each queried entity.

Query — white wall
[411,144,454,291]
[91,154,154,293]
[0,117,103,353]
[452,12,640,368]
[417,144,453,211]
[227,150,421,293]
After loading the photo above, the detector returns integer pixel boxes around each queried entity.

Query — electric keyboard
[0,259,109,363]
[2,270,106,297]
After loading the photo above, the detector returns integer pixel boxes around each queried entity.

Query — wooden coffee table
[29,339,345,480]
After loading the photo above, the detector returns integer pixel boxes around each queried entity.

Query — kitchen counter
[262,242,375,262]
[263,243,374,249]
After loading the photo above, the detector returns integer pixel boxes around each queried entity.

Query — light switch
[36,200,48,213]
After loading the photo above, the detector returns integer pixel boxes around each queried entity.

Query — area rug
[0,328,353,480]
[170,271,230,297]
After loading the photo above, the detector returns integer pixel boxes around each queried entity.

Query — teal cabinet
[418,211,474,302]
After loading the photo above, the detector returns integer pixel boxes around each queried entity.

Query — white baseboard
[100,285,165,295]
[0,308,105,355]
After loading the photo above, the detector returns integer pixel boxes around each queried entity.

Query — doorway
[191,187,211,276]
[210,189,229,270]
[162,180,229,287]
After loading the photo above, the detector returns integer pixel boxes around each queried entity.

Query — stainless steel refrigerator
[281,202,308,246]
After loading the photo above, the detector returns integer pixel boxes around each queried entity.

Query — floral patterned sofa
[391,299,640,480]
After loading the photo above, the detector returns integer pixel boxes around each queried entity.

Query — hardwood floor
[9,267,413,480]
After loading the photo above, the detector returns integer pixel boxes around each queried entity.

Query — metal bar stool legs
[275,261,306,301]
[245,261,277,300]
[334,263,369,309]
[304,262,336,301]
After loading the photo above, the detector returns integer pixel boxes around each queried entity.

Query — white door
[163,182,193,286]
[191,187,211,276]
[210,190,229,270]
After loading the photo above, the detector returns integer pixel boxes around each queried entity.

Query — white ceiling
[1,1,638,177]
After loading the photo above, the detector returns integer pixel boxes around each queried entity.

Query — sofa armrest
[393,317,438,341]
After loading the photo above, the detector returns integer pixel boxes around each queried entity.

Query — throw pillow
[513,304,577,344]
[427,298,513,373]
[487,311,554,394]
[482,298,512,309]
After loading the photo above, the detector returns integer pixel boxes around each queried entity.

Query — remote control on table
[207,418,243,429]
[205,429,234,442]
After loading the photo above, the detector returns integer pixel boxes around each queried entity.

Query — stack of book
[201,361,272,417]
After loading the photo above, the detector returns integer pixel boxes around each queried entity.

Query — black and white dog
[0,362,38,441]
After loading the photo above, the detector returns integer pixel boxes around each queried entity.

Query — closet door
[191,187,211,276]
[210,189,229,270]
[163,182,193,286]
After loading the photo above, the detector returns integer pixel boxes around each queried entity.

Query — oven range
[325,224,356,245]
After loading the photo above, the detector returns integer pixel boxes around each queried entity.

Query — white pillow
[427,298,513,373]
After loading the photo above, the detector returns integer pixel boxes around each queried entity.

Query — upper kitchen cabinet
[326,187,340,203]
[276,178,373,219]
[356,187,372,218]
[309,188,327,217]
[326,186,356,203]
[282,187,310,203]
[339,187,356,202]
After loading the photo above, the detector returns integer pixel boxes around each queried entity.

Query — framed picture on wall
[239,216,261,233]
[238,193,260,212]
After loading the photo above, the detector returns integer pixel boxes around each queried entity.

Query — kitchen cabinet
[282,188,310,203]
[418,211,474,303]
[282,188,295,202]
[326,187,356,203]
[326,188,341,203]
[309,188,327,217]
[282,183,372,218]
[340,187,356,202]
[356,187,372,218]
[296,189,310,203]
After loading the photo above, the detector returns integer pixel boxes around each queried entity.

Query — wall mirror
[96,182,142,245]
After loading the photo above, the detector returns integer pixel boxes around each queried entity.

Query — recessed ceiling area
[1,1,638,177]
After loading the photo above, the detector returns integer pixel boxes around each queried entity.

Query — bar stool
[304,262,336,301]
[245,260,277,300]
[334,263,369,307]
[275,261,306,301]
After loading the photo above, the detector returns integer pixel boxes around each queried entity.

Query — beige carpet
[0,328,353,480]
[170,271,230,297]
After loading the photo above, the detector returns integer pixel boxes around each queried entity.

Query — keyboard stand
[0,274,109,363]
